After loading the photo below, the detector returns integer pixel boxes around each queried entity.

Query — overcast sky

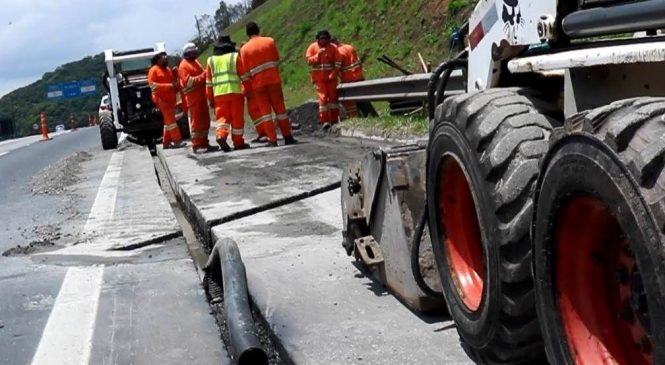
[0,0,236,97]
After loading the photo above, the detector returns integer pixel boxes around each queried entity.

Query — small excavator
[341,1,665,364]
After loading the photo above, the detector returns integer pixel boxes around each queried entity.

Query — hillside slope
[203,0,474,107]
[0,54,105,136]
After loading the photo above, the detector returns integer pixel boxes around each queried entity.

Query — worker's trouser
[214,93,245,148]
[343,101,358,118]
[246,92,267,138]
[252,84,293,143]
[156,99,182,146]
[40,124,49,140]
[314,80,339,124]
[187,97,212,149]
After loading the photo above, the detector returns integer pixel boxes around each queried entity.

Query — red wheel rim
[555,197,653,365]
[438,157,485,311]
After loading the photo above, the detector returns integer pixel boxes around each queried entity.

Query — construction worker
[239,21,297,146]
[148,52,185,148]
[179,42,218,153]
[88,113,96,126]
[305,30,342,130]
[39,112,51,141]
[331,38,364,118]
[206,35,249,152]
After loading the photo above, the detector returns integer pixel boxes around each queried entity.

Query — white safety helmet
[182,42,199,55]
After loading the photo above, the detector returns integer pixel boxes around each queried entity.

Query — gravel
[28,151,92,195]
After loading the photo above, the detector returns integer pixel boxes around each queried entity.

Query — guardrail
[337,70,466,102]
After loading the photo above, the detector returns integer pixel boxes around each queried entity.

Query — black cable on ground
[410,202,441,297]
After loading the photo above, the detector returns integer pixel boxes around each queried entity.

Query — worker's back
[338,43,364,83]
[240,35,281,88]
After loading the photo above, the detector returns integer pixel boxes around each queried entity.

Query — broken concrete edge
[335,124,427,145]
[109,231,184,251]
[156,147,213,247]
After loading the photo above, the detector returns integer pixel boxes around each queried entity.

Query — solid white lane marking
[82,151,124,237]
[30,266,104,365]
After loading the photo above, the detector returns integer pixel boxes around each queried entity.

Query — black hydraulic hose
[427,57,468,121]
[562,0,665,38]
[410,202,441,297]
[205,238,268,365]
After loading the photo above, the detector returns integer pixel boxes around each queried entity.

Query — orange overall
[206,52,246,148]
[39,112,50,140]
[337,43,364,118]
[305,42,341,124]
[148,65,182,146]
[179,58,211,149]
[238,35,293,143]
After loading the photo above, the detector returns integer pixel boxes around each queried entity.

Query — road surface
[0,130,227,365]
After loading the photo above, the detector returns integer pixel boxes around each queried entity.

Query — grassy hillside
[0,54,106,137]
[202,0,475,107]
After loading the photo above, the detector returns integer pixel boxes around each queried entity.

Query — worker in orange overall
[39,112,51,141]
[238,22,297,147]
[88,113,96,126]
[148,52,185,149]
[206,35,249,152]
[305,29,342,130]
[179,42,218,153]
[332,38,364,118]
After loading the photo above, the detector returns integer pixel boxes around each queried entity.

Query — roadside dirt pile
[28,151,92,195]
[288,101,319,135]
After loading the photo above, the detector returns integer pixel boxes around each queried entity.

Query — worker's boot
[266,141,278,147]
[284,135,298,145]
[321,122,331,131]
[250,135,268,143]
[234,143,251,151]
[217,139,232,152]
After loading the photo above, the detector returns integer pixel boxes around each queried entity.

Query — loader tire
[533,97,665,365]
[99,111,118,150]
[427,88,558,364]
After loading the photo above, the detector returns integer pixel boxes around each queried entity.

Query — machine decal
[502,0,524,41]
[469,3,499,50]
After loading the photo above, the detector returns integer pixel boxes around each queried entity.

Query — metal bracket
[354,236,384,266]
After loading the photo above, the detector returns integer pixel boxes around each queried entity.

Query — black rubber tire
[533,97,665,365]
[99,111,118,150]
[427,88,559,364]
[177,114,191,140]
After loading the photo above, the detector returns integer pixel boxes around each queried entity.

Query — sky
[0,0,238,97]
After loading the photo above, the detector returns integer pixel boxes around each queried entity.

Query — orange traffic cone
[40,112,51,141]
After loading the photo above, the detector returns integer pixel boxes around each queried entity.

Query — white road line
[30,266,104,365]
[82,151,124,237]
[0,152,7,158]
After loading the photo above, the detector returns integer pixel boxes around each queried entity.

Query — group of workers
[147,22,365,152]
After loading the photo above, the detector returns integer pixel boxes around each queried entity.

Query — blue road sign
[46,79,97,101]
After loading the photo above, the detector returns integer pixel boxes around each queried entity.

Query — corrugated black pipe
[205,238,268,365]
[427,57,468,121]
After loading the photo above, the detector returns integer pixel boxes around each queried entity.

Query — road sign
[46,79,97,101]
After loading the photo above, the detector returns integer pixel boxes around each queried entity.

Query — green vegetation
[203,0,475,108]
[343,114,429,137]
[0,54,105,137]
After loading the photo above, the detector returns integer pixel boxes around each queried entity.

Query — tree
[214,1,232,34]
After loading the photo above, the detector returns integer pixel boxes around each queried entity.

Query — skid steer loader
[341,1,665,364]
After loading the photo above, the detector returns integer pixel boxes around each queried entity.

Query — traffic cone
[40,112,51,141]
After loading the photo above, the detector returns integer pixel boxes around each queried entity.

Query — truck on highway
[99,42,189,152]
[341,1,664,364]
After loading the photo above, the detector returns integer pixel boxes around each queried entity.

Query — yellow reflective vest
[206,52,242,96]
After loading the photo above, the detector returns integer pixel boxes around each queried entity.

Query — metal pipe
[205,238,268,365]
[562,0,665,38]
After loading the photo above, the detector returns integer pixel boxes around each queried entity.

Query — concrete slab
[91,250,228,365]
[211,190,472,365]
[34,144,181,261]
[158,136,384,244]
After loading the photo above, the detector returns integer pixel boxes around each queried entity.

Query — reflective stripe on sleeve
[164,123,178,131]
